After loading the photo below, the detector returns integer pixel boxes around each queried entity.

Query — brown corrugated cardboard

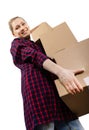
[54,38,89,116]
[39,22,77,58]
[31,22,52,41]
[53,38,89,70]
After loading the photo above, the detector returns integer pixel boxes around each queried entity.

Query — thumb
[72,68,85,75]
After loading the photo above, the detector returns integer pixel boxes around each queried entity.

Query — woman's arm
[43,59,85,95]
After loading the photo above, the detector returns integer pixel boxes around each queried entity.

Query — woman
[8,16,84,130]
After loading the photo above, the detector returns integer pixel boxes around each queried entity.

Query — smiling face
[11,17,30,38]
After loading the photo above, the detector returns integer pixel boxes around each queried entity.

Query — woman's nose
[21,26,24,30]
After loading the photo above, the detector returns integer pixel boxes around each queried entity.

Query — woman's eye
[15,25,20,30]
[22,23,25,26]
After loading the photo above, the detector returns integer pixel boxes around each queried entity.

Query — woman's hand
[57,68,85,94]
[43,59,85,94]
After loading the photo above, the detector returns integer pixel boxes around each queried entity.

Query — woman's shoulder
[12,38,21,43]
[11,38,22,50]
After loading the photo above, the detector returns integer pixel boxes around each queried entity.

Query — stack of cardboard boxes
[31,22,89,117]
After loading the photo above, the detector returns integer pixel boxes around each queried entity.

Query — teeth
[21,31,25,34]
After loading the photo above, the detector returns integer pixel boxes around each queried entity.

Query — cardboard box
[32,22,89,116]
[54,38,89,116]
[31,22,52,41]
[39,22,77,58]
[32,22,77,58]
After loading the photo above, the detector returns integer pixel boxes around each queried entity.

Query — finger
[61,78,77,94]
[64,84,77,95]
[74,77,83,91]
[70,81,81,93]
[73,68,85,75]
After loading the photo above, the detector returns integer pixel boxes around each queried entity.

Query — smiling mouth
[21,30,27,35]
[23,31,27,35]
[21,27,28,35]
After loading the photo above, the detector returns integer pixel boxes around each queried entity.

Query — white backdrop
[0,0,89,130]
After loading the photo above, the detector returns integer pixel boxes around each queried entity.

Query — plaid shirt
[10,38,77,130]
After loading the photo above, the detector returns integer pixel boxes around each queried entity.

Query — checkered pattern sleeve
[10,38,49,68]
[21,46,48,67]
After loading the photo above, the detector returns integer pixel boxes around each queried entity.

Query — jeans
[35,119,84,130]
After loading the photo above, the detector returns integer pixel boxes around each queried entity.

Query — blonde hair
[8,16,25,34]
